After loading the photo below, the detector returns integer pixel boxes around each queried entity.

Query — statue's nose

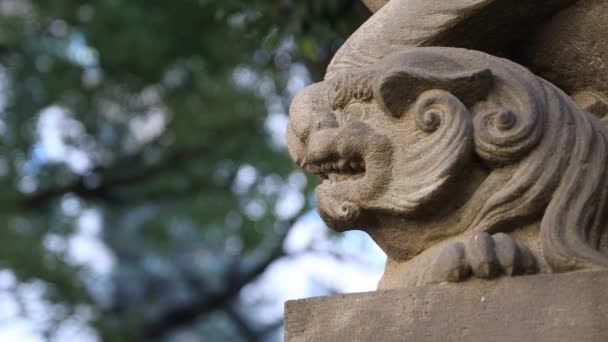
[287,111,340,168]
[287,83,336,166]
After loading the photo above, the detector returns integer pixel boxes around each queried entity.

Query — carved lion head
[287,47,608,273]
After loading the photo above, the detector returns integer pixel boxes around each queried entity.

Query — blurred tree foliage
[0,0,369,341]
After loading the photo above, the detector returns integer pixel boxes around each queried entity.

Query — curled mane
[328,48,608,272]
[460,52,608,272]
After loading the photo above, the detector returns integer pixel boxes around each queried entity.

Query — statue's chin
[315,187,362,232]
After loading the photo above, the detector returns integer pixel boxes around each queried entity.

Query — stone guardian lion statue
[287,47,608,289]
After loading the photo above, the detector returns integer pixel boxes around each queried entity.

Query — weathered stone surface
[343,0,608,117]
[285,1,608,339]
[285,271,608,342]
[326,0,576,79]
[287,46,608,289]
[524,0,608,98]
[286,0,608,289]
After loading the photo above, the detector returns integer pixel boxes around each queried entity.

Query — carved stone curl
[287,47,608,289]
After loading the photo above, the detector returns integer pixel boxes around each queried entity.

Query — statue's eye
[316,112,339,131]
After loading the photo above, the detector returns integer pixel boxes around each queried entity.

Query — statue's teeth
[315,158,365,178]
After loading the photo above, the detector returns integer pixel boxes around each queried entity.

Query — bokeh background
[0,1,387,341]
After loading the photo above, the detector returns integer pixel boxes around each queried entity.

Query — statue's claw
[466,232,501,279]
[431,233,538,283]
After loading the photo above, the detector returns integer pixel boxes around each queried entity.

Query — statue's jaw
[315,188,362,232]
[302,121,393,231]
[309,156,367,231]
[312,160,366,231]
[307,150,371,231]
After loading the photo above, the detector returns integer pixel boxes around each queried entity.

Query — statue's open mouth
[303,152,371,229]
[311,156,366,184]
[295,121,393,228]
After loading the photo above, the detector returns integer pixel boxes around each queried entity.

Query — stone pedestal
[285,271,608,342]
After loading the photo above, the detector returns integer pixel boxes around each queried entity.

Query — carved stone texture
[287,0,608,289]
[333,0,608,117]
[284,271,608,342]
[287,47,608,289]
[523,0,608,111]
[327,0,576,80]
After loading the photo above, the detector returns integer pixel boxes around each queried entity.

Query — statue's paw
[430,232,538,283]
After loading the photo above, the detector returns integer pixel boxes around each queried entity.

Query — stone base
[284,271,608,342]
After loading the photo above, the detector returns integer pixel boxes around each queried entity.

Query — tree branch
[22,140,216,208]
[224,305,284,342]
[140,211,305,340]
[21,118,255,209]
[141,240,285,340]
[223,305,262,342]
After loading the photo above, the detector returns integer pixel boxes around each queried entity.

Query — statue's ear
[373,66,494,117]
